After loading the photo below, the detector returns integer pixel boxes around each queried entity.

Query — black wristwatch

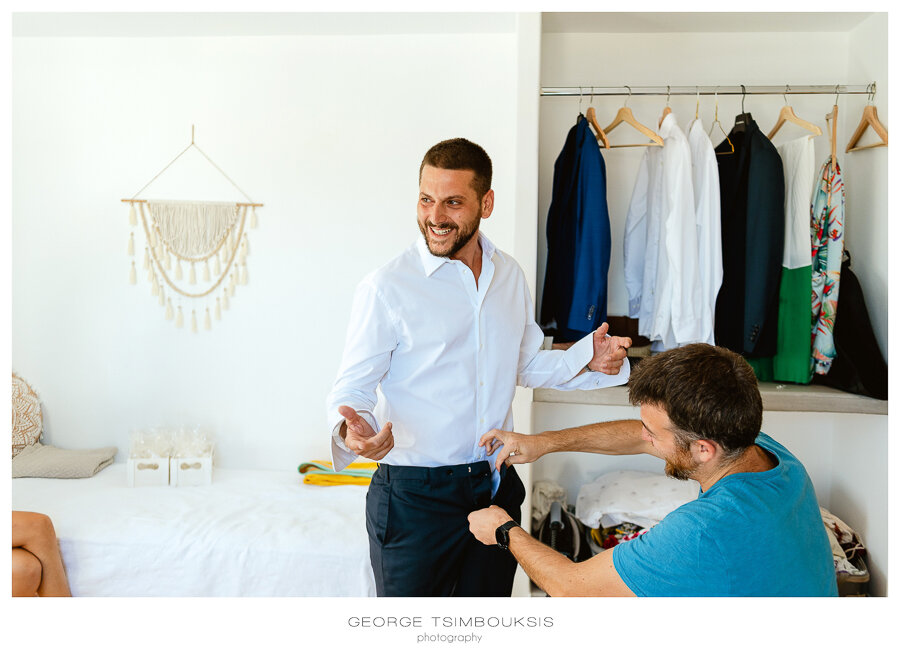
[495,520,519,550]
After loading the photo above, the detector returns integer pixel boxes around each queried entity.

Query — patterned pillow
[12,373,43,458]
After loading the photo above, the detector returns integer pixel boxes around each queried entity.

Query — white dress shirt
[327,232,630,494]
[687,118,723,345]
[624,113,702,350]
[777,136,816,270]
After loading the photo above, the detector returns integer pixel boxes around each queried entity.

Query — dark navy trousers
[365,460,525,597]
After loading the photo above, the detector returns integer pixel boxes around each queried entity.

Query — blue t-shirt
[612,433,837,596]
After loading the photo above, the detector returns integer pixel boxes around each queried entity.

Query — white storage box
[170,456,213,486]
[126,457,170,487]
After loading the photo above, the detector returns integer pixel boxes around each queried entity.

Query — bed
[11,464,376,597]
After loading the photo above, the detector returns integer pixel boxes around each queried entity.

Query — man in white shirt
[327,138,631,596]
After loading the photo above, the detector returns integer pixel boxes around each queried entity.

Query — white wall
[843,13,889,357]
[12,22,521,471]
[532,21,889,596]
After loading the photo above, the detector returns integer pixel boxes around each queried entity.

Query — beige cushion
[12,373,43,458]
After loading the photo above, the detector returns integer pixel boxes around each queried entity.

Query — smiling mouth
[429,225,453,236]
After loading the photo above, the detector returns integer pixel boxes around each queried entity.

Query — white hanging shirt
[777,136,816,270]
[327,232,630,495]
[687,118,723,345]
[624,113,702,350]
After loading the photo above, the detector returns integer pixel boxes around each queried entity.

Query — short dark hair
[419,138,492,198]
[627,344,763,458]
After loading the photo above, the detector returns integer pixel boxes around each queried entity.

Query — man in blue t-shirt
[468,343,837,597]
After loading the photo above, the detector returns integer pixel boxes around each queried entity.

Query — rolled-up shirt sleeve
[326,278,398,471]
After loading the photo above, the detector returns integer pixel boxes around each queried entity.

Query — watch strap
[495,520,518,550]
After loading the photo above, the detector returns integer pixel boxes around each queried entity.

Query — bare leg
[12,547,41,596]
[12,511,72,597]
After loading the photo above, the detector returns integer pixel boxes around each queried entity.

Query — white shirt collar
[659,112,678,138]
[416,230,498,277]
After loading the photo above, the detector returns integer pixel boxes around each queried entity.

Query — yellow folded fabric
[303,473,372,486]
[298,459,377,474]
[298,459,377,486]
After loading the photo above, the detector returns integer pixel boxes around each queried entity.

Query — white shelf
[534,382,887,415]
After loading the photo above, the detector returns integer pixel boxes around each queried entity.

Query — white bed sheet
[11,464,376,597]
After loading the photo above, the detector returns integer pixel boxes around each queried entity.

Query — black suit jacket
[811,251,888,399]
[714,115,785,356]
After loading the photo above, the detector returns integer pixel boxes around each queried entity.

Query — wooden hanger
[824,103,840,209]
[708,88,734,155]
[603,87,663,148]
[658,86,672,128]
[767,85,823,140]
[585,107,610,149]
[846,84,888,152]
[584,89,610,149]
[826,102,838,169]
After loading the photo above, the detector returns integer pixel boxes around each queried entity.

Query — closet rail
[540,84,875,97]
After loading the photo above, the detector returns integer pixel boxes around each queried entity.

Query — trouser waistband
[377,461,493,482]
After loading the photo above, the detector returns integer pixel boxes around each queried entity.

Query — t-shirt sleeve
[612,506,729,597]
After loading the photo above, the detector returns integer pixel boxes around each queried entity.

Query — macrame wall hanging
[121,127,262,332]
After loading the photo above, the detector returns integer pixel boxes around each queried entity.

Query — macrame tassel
[239,264,248,285]
[191,310,198,333]
[189,262,197,285]
[165,299,174,321]
[215,298,222,320]
[228,273,236,297]
[175,259,183,281]
[175,306,184,328]
[222,293,230,310]
[128,203,137,226]
[128,232,135,256]
[150,228,158,248]
[165,252,171,270]
[203,259,211,282]
[155,244,164,261]
[158,285,166,307]
[151,275,159,297]
[242,235,249,255]
[204,308,212,330]
[143,248,150,270]
[213,255,221,276]
[250,207,258,228]
[129,261,136,285]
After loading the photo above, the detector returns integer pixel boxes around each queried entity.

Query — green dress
[748,136,815,384]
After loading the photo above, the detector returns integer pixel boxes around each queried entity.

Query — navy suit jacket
[541,116,612,342]
[714,115,785,356]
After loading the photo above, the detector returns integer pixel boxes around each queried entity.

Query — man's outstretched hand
[338,405,394,460]
[480,428,545,472]
[588,322,631,375]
